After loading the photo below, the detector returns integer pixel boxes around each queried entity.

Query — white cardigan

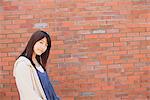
[13,56,47,100]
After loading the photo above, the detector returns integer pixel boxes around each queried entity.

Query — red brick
[133,54,146,58]
[132,36,146,41]
[0,62,9,66]
[13,38,28,43]
[62,21,74,27]
[0,48,15,53]
[112,33,126,37]
[4,6,18,11]
[132,10,148,15]
[51,50,64,54]
[0,16,4,20]
[104,2,118,6]
[102,84,114,90]
[0,79,10,83]
[85,34,99,39]
[20,23,32,28]
[112,36,122,41]
[126,32,140,36]
[4,15,19,20]
[107,55,120,60]
[114,42,127,46]
[3,66,13,71]
[13,20,26,24]
[100,43,113,47]
[120,37,133,42]
[5,25,20,29]
[131,28,146,32]
[101,60,113,65]
[7,43,21,48]
[114,50,127,55]
[61,96,74,100]
[2,57,16,62]
[0,35,6,38]
[20,15,33,19]
[106,28,120,33]
[52,41,64,45]
[7,34,20,38]
[50,58,64,63]
[0,53,7,57]
[0,96,12,100]
[5,92,18,96]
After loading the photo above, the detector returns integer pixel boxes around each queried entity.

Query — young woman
[13,30,60,100]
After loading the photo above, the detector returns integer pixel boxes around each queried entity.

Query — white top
[13,56,46,100]
[36,66,44,73]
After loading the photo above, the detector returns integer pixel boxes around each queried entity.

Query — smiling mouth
[38,49,43,53]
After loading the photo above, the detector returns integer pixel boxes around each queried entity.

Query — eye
[39,41,43,44]
[39,41,48,47]
[45,44,48,47]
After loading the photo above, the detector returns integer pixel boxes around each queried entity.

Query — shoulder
[13,56,32,76]
[15,56,31,65]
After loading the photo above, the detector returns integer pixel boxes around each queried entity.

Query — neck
[32,52,37,62]
[32,53,41,67]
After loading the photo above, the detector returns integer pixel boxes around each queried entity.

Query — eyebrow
[41,39,46,42]
[40,40,48,44]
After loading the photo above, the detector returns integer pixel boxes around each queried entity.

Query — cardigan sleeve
[14,60,43,100]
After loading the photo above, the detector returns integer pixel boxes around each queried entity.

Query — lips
[38,49,43,53]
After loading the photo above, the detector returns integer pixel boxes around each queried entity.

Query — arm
[14,61,43,100]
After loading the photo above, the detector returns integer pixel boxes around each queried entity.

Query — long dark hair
[20,30,51,71]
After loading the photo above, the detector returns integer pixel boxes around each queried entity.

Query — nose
[41,44,47,51]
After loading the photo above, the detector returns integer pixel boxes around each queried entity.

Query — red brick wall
[0,0,150,100]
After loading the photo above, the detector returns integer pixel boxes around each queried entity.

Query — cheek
[33,43,39,51]
[43,46,47,52]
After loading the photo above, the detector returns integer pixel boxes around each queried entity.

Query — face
[33,37,48,55]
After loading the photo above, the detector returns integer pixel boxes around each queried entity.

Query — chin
[38,53,42,56]
[35,52,43,56]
